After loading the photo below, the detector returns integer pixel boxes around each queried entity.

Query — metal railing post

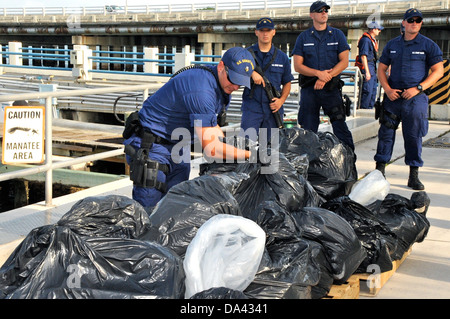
[45,96,53,206]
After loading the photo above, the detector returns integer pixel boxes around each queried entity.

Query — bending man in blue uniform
[292,1,354,150]
[241,17,294,141]
[356,21,383,109]
[123,47,255,210]
[375,8,443,190]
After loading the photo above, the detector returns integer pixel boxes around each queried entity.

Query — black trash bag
[411,191,431,216]
[201,152,307,215]
[190,287,249,299]
[57,195,152,240]
[249,202,333,299]
[322,196,397,274]
[244,239,315,299]
[280,127,358,200]
[307,240,334,299]
[301,175,326,207]
[242,201,319,299]
[0,225,185,299]
[287,153,310,179]
[147,174,242,257]
[368,193,430,260]
[243,201,299,246]
[291,207,366,284]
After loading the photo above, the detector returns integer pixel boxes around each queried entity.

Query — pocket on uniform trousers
[417,94,429,137]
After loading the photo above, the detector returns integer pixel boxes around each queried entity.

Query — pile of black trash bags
[0,127,430,299]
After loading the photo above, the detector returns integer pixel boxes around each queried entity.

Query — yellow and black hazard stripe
[429,59,450,105]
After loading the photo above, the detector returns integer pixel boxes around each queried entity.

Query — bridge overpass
[1,0,450,60]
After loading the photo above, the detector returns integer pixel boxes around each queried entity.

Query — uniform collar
[311,25,332,38]
[255,43,275,56]
[402,32,422,44]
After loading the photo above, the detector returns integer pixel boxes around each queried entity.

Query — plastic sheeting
[349,170,390,206]
[183,214,265,299]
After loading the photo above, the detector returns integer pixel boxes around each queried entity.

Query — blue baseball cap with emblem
[310,1,330,13]
[256,17,275,30]
[404,8,423,20]
[221,47,255,89]
[367,21,384,30]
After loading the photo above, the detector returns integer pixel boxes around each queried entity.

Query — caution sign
[429,59,450,105]
[2,106,45,164]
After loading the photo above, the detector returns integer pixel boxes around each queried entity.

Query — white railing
[0,84,154,207]
[0,0,431,16]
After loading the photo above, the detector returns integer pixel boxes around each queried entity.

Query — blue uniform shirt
[291,25,350,72]
[358,35,377,66]
[379,33,443,89]
[242,44,293,114]
[137,66,230,144]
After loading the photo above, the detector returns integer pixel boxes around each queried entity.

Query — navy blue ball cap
[310,1,330,13]
[367,21,384,30]
[221,47,255,89]
[256,17,275,30]
[404,8,423,20]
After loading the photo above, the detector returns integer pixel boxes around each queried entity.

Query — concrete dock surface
[355,119,450,299]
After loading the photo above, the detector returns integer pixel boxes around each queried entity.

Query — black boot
[375,162,386,177]
[408,166,425,190]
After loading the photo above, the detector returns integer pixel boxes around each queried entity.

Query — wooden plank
[323,276,360,299]
[323,248,413,299]
[354,248,412,297]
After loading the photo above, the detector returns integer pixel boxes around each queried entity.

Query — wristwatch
[417,84,423,92]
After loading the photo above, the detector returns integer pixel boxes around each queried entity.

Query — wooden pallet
[323,248,412,299]
[352,248,412,297]
[323,276,360,299]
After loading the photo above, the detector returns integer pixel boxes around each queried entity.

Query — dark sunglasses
[225,66,237,85]
[315,8,328,13]
[407,17,423,24]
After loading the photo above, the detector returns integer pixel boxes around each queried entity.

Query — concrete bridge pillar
[202,42,213,62]
[70,45,93,81]
[198,33,255,56]
[8,42,23,66]
[144,47,159,74]
[174,45,195,73]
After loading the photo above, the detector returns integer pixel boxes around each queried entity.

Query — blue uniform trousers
[298,86,355,150]
[240,109,284,142]
[374,93,429,167]
[360,65,378,109]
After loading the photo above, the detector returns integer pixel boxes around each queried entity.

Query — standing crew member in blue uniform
[123,47,255,209]
[241,17,294,140]
[292,1,355,150]
[374,9,443,190]
[356,21,383,109]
